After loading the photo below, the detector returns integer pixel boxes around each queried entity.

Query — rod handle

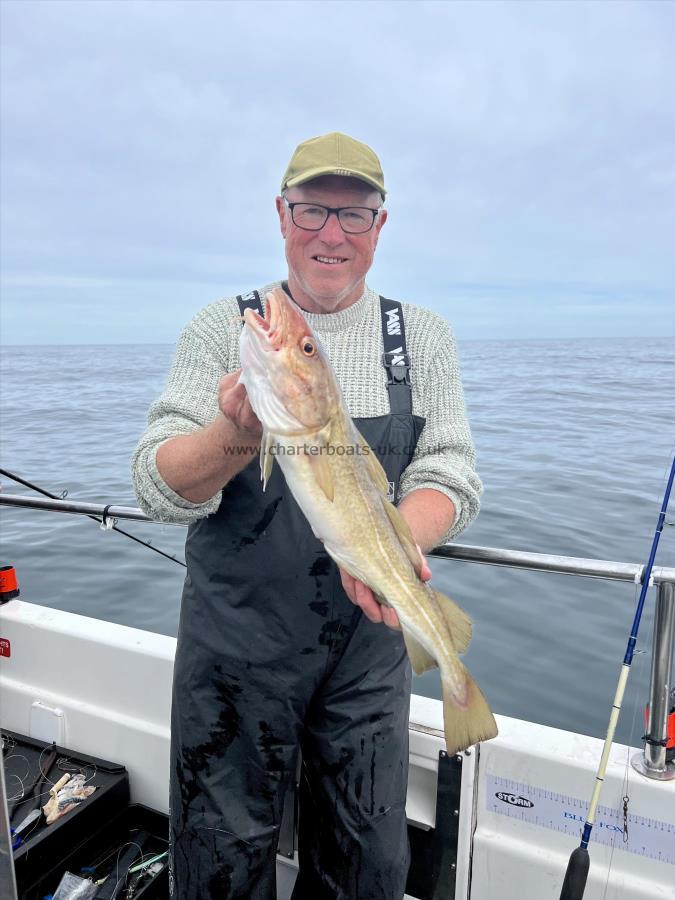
[559,847,589,900]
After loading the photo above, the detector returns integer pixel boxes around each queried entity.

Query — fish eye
[301,338,317,357]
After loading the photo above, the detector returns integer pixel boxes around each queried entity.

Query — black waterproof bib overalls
[170,291,425,899]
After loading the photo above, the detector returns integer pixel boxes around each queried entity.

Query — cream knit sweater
[131,282,482,541]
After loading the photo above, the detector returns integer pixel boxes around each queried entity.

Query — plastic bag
[52,871,98,899]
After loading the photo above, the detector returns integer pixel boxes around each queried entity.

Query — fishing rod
[559,453,675,900]
[0,468,186,568]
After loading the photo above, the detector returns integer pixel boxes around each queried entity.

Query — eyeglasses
[284,199,380,235]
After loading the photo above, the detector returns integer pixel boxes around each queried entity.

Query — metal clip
[634,566,654,588]
[100,505,116,531]
[382,352,411,386]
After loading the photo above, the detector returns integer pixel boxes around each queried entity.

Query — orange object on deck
[0,565,20,602]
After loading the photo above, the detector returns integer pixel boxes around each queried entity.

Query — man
[132,132,482,899]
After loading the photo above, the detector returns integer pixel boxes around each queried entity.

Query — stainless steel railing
[1,491,674,779]
[0,493,162,525]
[433,541,675,781]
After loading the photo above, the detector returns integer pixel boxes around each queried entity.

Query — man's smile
[313,255,348,265]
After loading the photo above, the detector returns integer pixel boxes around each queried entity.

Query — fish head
[240,287,340,435]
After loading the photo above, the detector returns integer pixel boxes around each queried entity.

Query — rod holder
[632,581,675,780]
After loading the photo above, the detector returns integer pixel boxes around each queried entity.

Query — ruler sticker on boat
[486,775,675,865]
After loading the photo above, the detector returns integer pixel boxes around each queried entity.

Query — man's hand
[340,547,432,631]
[218,370,262,436]
[155,370,262,504]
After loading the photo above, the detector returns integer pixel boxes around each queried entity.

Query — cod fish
[239,287,497,753]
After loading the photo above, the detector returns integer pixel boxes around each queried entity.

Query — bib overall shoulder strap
[236,289,264,318]
[379,296,412,415]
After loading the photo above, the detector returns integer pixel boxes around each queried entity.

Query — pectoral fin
[353,426,390,495]
[402,627,438,675]
[260,430,274,491]
[307,451,335,502]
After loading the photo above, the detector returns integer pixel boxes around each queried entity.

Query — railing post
[632,581,675,780]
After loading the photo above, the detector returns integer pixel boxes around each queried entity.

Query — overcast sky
[1,0,673,344]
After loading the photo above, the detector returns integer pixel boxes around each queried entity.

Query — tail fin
[432,589,472,655]
[441,668,498,753]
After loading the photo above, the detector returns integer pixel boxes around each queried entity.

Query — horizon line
[1,333,673,349]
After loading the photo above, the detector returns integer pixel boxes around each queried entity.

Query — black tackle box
[4,730,169,898]
[3,730,131,895]
[24,803,170,900]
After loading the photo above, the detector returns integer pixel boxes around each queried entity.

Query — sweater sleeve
[130,318,230,524]
[397,325,482,542]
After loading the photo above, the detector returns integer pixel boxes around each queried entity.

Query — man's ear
[372,208,387,248]
[276,196,288,238]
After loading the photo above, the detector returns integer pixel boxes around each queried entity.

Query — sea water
[1,337,674,745]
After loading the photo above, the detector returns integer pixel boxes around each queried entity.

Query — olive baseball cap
[281,132,386,197]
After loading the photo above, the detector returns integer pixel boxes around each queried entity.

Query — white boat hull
[1,600,673,899]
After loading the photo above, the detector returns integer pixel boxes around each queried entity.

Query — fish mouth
[239,289,317,436]
[243,291,282,352]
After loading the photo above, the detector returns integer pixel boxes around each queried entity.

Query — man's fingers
[340,569,357,603]
[218,371,241,390]
[354,579,382,623]
[341,570,382,624]
[218,370,261,434]
[339,569,401,630]
[381,605,401,631]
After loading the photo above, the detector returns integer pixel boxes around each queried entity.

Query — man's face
[276,175,387,314]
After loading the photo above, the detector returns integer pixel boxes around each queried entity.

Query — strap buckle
[382,352,411,387]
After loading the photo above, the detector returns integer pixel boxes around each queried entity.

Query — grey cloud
[1,0,673,343]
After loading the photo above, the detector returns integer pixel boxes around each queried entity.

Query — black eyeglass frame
[284,198,380,234]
